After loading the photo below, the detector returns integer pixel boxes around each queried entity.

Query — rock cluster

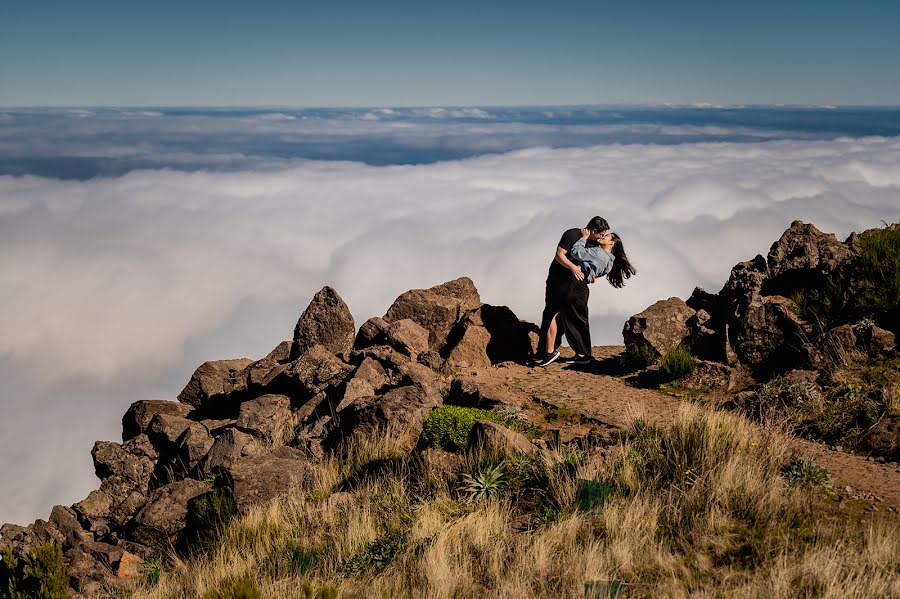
[0,277,537,596]
[624,221,898,377]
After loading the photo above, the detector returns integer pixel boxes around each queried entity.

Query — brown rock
[177,358,253,408]
[419,448,465,479]
[278,344,353,399]
[200,428,264,474]
[236,394,297,445]
[384,277,481,349]
[91,439,156,489]
[332,385,443,450]
[859,325,897,354]
[117,551,142,579]
[65,545,115,597]
[354,316,389,349]
[468,420,535,455]
[243,341,293,388]
[767,220,854,279]
[732,295,808,369]
[385,318,430,358]
[127,479,210,546]
[444,319,493,369]
[292,286,356,358]
[803,324,858,369]
[861,416,900,460]
[147,414,196,453]
[122,400,192,442]
[623,297,695,356]
[224,446,311,512]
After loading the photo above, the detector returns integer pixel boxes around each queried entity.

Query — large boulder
[292,286,356,359]
[331,385,443,450]
[91,437,157,490]
[468,420,535,455]
[443,305,538,368]
[623,297,695,356]
[177,358,253,409]
[731,295,808,370]
[223,446,311,513]
[236,394,297,445]
[267,344,353,400]
[146,414,197,454]
[122,400,192,442]
[243,341,293,388]
[384,277,481,349]
[354,316,390,349]
[127,479,210,547]
[384,319,430,358]
[199,428,263,474]
[767,220,854,280]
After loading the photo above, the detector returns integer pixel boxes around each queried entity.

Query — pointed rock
[177,358,253,409]
[292,286,356,359]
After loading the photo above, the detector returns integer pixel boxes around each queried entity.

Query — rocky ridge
[0,277,538,596]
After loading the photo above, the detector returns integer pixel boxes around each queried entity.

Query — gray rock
[91,440,156,490]
[199,428,263,474]
[243,341,293,388]
[292,286,356,359]
[767,220,854,279]
[147,414,196,453]
[385,318,431,358]
[333,385,443,450]
[354,316,389,349]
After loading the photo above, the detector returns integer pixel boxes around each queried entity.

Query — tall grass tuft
[660,344,696,381]
[856,225,900,327]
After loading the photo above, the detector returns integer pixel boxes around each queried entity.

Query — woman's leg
[545,312,559,353]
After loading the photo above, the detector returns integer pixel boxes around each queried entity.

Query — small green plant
[619,342,658,371]
[0,543,68,599]
[343,532,404,574]
[202,575,261,599]
[460,462,507,502]
[142,554,166,587]
[302,581,337,599]
[854,225,900,325]
[852,317,876,334]
[791,273,847,334]
[421,405,503,451]
[781,456,832,489]
[660,344,695,380]
[493,404,526,422]
[188,486,238,549]
[575,479,614,512]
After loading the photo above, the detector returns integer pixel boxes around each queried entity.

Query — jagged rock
[49,505,89,544]
[147,414,198,453]
[237,394,297,445]
[122,400,192,442]
[444,318,493,369]
[767,220,854,280]
[623,297,695,356]
[468,420,535,455]
[243,341,293,388]
[331,385,443,450]
[73,473,149,533]
[384,318,430,358]
[200,428,264,474]
[173,424,215,474]
[224,446,311,512]
[127,479,210,547]
[732,295,808,370]
[444,305,539,368]
[384,277,481,349]
[337,358,390,411]
[91,439,156,489]
[65,545,116,597]
[354,316,389,349]
[686,308,727,362]
[271,344,353,400]
[200,418,236,436]
[177,358,253,408]
[292,286,356,359]
[678,360,737,391]
[116,551,142,578]
[861,416,900,460]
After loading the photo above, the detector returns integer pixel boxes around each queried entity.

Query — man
[535,216,609,366]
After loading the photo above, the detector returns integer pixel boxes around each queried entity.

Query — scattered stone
[384,277,481,349]
[177,358,253,408]
[122,400,192,442]
[236,394,297,445]
[623,297,695,356]
[127,479,210,547]
[468,420,535,455]
[223,446,311,513]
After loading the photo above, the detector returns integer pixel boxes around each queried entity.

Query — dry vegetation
[121,405,900,599]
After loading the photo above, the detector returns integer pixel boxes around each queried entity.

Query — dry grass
[123,408,900,599]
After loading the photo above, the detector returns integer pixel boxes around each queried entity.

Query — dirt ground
[460,346,900,510]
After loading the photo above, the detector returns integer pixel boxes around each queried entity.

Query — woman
[537,229,636,366]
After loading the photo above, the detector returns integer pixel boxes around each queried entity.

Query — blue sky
[2,0,899,106]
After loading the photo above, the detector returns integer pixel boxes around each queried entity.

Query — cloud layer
[2,135,900,525]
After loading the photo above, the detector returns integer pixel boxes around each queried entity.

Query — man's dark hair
[586,216,609,233]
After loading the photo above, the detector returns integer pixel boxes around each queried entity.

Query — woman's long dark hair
[607,233,636,288]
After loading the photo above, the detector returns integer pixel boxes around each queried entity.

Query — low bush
[855,225,900,327]
[660,344,695,380]
[791,273,847,334]
[421,405,503,451]
[619,342,658,371]
[0,543,68,599]
[187,485,238,550]
[201,575,261,599]
[781,456,832,489]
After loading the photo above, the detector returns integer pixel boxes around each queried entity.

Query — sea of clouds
[1,115,900,525]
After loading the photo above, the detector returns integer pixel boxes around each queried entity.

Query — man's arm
[555,246,585,281]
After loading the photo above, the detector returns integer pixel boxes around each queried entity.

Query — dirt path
[463,346,900,509]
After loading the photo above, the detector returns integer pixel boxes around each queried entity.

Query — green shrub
[421,405,503,451]
[791,273,847,334]
[620,342,658,371]
[660,345,695,380]
[188,485,238,549]
[343,532,404,574]
[1,543,68,599]
[142,554,165,587]
[781,456,832,489]
[302,581,337,599]
[575,479,613,512]
[855,225,900,323]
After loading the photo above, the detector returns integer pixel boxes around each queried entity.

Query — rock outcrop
[0,277,538,596]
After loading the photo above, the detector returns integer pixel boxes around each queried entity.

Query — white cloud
[1,135,900,526]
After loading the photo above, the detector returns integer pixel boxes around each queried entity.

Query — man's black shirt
[546,228,597,288]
